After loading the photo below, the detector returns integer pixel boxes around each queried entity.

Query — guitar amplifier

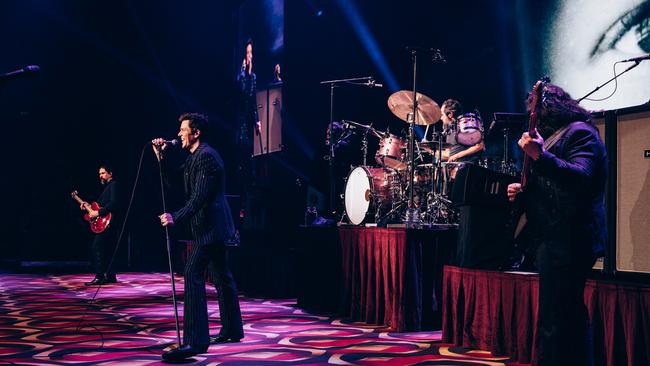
[451,164,517,206]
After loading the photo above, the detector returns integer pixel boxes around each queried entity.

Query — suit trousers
[183,242,244,346]
[90,228,116,278]
[536,239,595,366]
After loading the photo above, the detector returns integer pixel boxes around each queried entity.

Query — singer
[153,113,243,361]
[237,38,260,142]
[236,38,261,224]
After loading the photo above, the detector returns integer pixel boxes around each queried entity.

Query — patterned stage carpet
[0,273,526,365]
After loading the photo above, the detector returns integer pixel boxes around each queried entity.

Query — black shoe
[210,334,243,344]
[85,277,105,286]
[162,344,208,361]
[105,275,118,284]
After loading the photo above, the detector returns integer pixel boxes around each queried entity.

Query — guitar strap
[543,122,573,151]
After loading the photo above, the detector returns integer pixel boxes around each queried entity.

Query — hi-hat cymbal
[419,140,453,154]
[387,90,441,125]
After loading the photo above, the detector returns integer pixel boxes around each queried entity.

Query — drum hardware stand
[321,76,375,218]
[424,129,457,225]
[404,49,421,228]
[499,127,518,176]
[361,123,372,166]
[401,48,445,227]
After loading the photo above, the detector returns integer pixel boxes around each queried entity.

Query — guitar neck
[520,122,536,188]
[71,193,91,212]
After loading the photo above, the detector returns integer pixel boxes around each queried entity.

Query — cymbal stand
[500,127,510,174]
[403,49,421,227]
[361,124,371,166]
[425,129,455,225]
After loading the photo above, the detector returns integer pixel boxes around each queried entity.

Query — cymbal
[387,90,441,125]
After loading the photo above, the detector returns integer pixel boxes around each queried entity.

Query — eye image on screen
[544,0,650,110]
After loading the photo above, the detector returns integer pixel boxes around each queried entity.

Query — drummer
[427,98,485,164]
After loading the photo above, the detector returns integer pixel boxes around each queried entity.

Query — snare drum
[344,166,395,225]
[456,113,484,146]
[375,134,407,170]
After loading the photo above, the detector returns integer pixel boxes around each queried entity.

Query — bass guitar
[71,190,112,234]
[503,78,549,270]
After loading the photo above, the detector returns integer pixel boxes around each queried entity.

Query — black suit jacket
[172,143,235,246]
[525,121,607,258]
[97,179,120,222]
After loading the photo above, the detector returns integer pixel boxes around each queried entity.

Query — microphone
[151,139,179,146]
[620,54,650,62]
[365,80,384,88]
[0,65,40,80]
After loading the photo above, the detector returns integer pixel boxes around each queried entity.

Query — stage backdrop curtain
[442,265,650,366]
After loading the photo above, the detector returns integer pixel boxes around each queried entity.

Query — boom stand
[156,155,182,348]
[320,76,374,217]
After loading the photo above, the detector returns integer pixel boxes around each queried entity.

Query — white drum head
[344,167,371,225]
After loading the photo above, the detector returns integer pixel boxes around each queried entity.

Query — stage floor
[0,272,525,365]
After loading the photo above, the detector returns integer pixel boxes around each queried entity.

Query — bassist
[507,82,606,366]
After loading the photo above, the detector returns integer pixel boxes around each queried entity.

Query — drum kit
[342,90,486,227]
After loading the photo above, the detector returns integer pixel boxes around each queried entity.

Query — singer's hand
[88,210,99,219]
[242,59,246,71]
[151,138,168,161]
[507,183,522,202]
[159,213,174,227]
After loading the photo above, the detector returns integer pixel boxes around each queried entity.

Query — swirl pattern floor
[0,273,525,365]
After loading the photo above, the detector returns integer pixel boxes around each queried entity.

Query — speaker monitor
[253,85,283,156]
[615,109,650,274]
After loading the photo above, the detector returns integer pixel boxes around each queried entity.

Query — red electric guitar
[71,190,112,234]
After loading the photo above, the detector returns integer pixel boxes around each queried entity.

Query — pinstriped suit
[172,142,243,346]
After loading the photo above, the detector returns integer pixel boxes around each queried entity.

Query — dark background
[0,0,551,269]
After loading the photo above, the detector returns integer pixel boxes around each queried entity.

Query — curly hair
[527,83,593,132]
[179,113,210,139]
[442,99,463,120]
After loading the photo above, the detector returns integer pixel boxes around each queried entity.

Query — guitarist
[507,82,606,366]
[80,164,121,285]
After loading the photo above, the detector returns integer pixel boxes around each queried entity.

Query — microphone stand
[320,76,375,217]
[155,150,182,348]
[578,61,642,102]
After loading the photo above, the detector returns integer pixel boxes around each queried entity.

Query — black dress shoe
[104,275,118,284]
[210,335,243,344]
[84,277,105,286]
[162,344,208,361]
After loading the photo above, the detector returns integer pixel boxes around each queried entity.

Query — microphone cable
[71,142,152,348]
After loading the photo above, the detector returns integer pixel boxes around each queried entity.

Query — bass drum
[456,113,484,146]
[344,166,394,225]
